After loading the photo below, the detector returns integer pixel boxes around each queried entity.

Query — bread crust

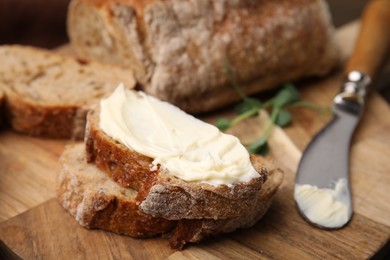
[57,144,283,249]
[168,163,282,249]
[5,93,87,139]
[68,0,340,113]
[57,144,176,237]
[86,109,269,220]
[0,45,136,139]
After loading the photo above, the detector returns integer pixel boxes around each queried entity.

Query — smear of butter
[294,178,352,228]
[99,84,259,186]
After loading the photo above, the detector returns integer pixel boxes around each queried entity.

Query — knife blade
[294,0,390,229]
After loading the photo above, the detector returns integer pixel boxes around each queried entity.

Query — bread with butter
[84,86,282,220]
[0,45,136,139]
[57,144,283,249]
[86,108,268,220]
[68,0,340,113]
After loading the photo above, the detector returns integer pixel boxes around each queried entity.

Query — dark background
[0,0,369,48]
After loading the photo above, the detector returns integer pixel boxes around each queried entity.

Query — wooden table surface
[1,21,390,259]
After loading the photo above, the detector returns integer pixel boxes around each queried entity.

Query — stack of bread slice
[57,87,284,249]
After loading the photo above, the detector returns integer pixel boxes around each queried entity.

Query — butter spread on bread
[86,108,267,220]
[100,84,259,186]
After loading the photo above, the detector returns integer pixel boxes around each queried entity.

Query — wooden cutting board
[1,22,390,259]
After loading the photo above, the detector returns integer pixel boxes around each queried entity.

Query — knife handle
[345,0,390,78]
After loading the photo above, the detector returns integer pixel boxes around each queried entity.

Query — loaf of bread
[57,144,283,249]
[68,0,340,113]
[0,45,136,139]
[86,108,269,220]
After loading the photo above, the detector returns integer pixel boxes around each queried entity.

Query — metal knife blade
[294,72,370,229]
[294,0,390,229]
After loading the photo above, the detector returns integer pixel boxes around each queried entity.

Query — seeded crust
[0,45,136,139]
[85,108,271,220]
[57,144,283,249]
[68,0,340,113]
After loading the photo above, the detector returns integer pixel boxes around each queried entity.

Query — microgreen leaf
[247,136,269,156]
[273,83,300,108]
[219,58,328,156]
[216,118,233,131]
[275,110,292,127]
[231,107,259,126]
[235,98,262,115]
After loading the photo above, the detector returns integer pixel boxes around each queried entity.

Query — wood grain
[1,21,390,258]
[1,109,389,259]
[0,132,69,222]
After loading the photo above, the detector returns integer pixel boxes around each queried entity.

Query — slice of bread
[85,108,278,220]
[57,144,283,249]
[0,45,136,139]
[68,0,340,113]
[57,144,175,238]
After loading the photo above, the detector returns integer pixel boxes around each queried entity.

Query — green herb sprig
[217,59,330,155]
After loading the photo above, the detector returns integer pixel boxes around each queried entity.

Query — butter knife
[294,0,390,229]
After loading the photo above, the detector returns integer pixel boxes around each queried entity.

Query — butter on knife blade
[294,178,351,228]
